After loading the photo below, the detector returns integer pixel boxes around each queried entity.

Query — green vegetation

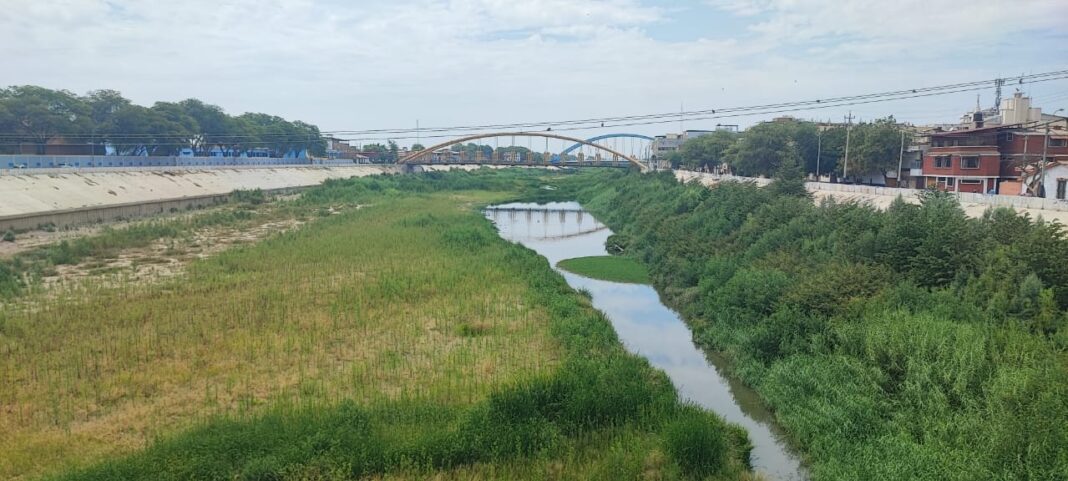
[0,86,326,156]
[572,170,1068,480]
[2,170,751,480]
[2,229,14,242]
[557,256,651,284]
[674,117,911,180]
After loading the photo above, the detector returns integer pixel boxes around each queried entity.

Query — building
[921,127,1003,193]
[919,123,1068,194]
[915,92,1068,194]
[324,136,364,160]
[1032,163,1068,200]
[650,130,714,158]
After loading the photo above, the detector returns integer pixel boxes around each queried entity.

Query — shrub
[663,405,729,478]
[2,229,14,242]
[232,189,266,205]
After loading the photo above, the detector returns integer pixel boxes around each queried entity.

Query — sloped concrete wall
[0,166,400,230]
[0,166,398,217]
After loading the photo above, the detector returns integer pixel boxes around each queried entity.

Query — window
[1050,138,1067,148]
[961,156,980,169]
[1058,179,1067,200]
[960,179,982,185]
[934,155,952,168]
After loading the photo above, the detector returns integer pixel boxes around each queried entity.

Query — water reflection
[486,202,807,481]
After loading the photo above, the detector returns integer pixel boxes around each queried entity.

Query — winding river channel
[485,202,808,481]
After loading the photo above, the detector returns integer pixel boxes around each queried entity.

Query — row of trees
[0,86,326,157]
[671,118,911,180]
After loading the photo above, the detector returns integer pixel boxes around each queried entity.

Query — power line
[3,71,1066,145]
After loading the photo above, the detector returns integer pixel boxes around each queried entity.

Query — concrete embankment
[0,166,400,231]
[676,170,1068,224]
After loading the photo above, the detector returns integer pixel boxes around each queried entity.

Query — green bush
[231,189,266,205]
[662,405,729,478]
[2,229,14,242]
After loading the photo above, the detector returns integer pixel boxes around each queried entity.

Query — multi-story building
[921,128,1003,193]
[919,123,1068,194]
[917,93,1068,194]
[650,130,714,158]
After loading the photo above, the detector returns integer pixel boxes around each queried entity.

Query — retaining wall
[675,171,1068,213]
[0,165,400,231]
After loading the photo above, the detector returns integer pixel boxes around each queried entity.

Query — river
[485,201,807,481]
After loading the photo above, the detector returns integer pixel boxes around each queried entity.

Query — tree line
[0,86,326,157]
[671,117,911,180]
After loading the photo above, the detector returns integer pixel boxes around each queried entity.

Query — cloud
[706,0,1067,59]
[1,0,1064,138]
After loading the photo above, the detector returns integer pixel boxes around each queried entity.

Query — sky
[2,0,1067,146]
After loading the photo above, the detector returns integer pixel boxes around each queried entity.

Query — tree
[664,150,684,169]
[720,119,855,178]
[387,140,399,162]
[150,102,200,155]
[811,127,845,176]
[768,145,811,198]
[726,121,794,175]
[361,143,389,163]
[178,99,232,155]
[839,117,910,180]
[411,143,425,151]
[0,85,328,159]
[0,86,91,153]
[679,131,736,171]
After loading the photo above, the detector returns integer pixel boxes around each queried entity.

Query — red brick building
[921,123,1068,194]
[922,128,1003,193]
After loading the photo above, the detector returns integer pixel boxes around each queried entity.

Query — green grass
[2,170,753,480]
[557,256,651,284]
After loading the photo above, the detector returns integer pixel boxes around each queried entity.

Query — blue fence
[0,154,319,170]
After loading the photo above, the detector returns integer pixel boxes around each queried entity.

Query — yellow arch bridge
[398,132,650,171]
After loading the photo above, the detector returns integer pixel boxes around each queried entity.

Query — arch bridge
[398,131,650,171]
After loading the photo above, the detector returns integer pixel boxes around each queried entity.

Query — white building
[650,130,714,157]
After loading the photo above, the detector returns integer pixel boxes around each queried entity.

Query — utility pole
[896,129,906,188]
[1040,124,1050,197]
[680,102,684,133]
[843,111,854,181]
[815,129,822,181]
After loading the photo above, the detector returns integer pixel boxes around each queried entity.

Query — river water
[485,202,807,481]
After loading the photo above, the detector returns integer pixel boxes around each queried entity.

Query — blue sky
[2,0,1066,145]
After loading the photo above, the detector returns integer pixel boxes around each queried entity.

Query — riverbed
[485,201,807,481]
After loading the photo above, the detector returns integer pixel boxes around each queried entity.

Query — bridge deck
[408,160,633,168]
